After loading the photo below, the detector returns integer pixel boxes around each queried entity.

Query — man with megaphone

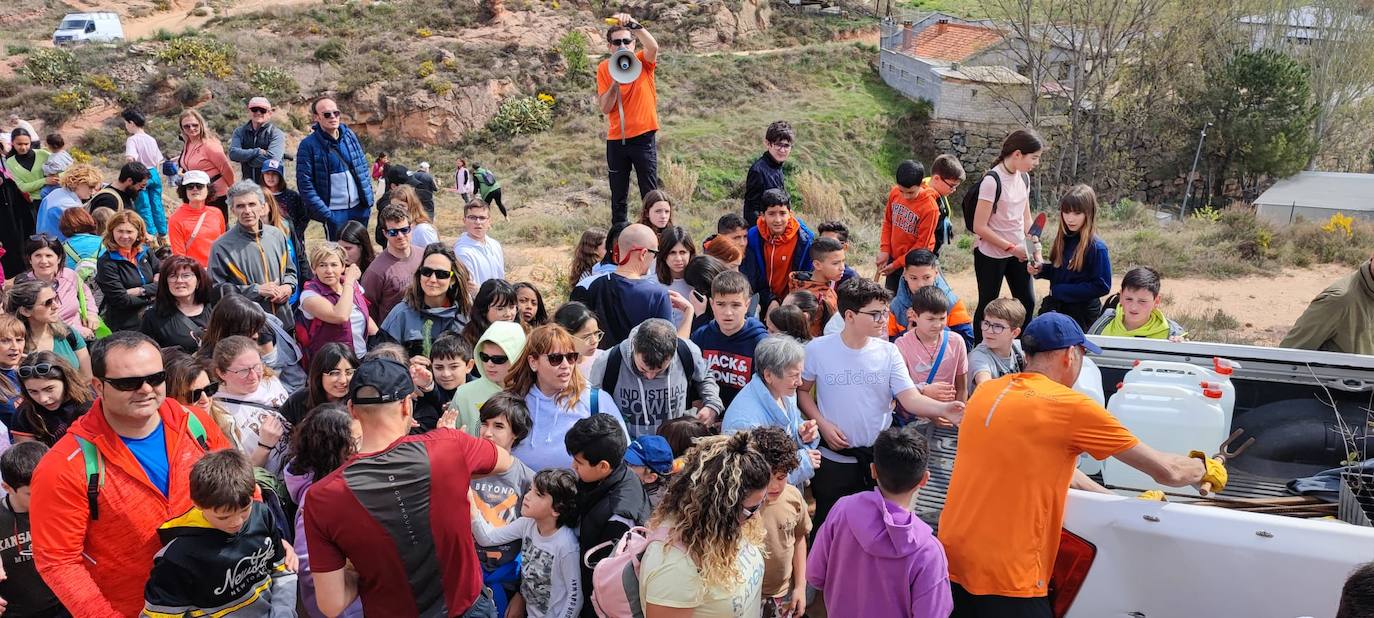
[596,12,660,227]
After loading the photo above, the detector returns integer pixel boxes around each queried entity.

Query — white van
[52,12,124,46]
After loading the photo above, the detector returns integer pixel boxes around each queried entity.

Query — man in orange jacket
[29,331,233,617]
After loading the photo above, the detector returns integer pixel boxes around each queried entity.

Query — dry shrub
[659,155,699,207]
[795,170,848,223]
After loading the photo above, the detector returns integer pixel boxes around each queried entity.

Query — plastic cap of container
[1213,358,1234,376]
[1203,388,1223,399]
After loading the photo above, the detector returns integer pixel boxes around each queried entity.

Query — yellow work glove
[1136,490,1166,501]
[1189,450,1228,493]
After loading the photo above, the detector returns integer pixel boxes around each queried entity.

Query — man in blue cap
[938,313,1230,618]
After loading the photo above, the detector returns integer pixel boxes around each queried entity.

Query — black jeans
[1038,295,1102,332]
[484,188,507,217]
[972,248,1036,343]
[808,457,871,544]
[606,131,659,226]
[951,583,1052,618]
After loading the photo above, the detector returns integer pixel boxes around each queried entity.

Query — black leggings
[484,188,507,217]
[972,248,1035,343]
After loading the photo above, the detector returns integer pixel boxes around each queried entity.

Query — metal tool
[1200,428,1256,495]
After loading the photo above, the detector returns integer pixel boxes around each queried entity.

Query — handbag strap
[185,210,211,247]
[924,330,949,385]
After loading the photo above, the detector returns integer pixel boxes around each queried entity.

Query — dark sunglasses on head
[419,267,453,280]
[384,226,412,237]
[611,38,634,46]
[319,110,342,119]
[545,352,580,366]
[478,352,509,365]
[103,371,167,392]
[249,107,270,114]
[190,382,220,401]
[28,233,57,243]
[18,363,61,379]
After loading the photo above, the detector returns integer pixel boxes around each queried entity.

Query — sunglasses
[181,123,200,129]
[478,352,509,365]
[18,363,61,379]
[28,233,57,243]
[384,226,412,237]
[741,500,764,519]
[545,352,580,366]
[103,371,167,392]
[183,183,207,192]
[319,110,341,119]
[38,297,58,309]
[249,107,270,114]
[190,382,220,401]
[419,267,453,280]
[611,38,634,46]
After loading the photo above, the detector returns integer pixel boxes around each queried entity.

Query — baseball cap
[181,170,210,186]
[349,357,415,404]
[261,158,284,175]
[419,161,430,171]
[1021,313,1102,355]
[248,96,272,109]
[625,435,676,476]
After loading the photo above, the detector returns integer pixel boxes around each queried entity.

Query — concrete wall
[879,49,942,109]
[934,80,1027,124]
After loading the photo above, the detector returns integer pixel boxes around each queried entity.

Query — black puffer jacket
[95,246,160,331]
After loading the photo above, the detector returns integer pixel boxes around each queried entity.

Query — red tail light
[1050,529,1097,617]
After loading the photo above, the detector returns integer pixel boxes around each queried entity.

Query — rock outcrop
[346,79,517,145]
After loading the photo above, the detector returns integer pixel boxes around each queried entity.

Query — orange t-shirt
[938,373,1139,598]
[597,51,659,141]
[880,181,940,272]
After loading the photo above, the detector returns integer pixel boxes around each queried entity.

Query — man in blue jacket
[295,97,373,240]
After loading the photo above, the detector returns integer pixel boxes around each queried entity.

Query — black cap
[349,357,415,404]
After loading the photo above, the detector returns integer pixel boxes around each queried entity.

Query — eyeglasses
[319,110,341,119]
[181,123,200,129]
[465,214,490,222]
[579,330,605,345]
[190,382,220,401]
[324,368,356,379]
[224,363,264,378]
[938,176,962,190]
[478,352,509,365]
[741,500,764,519]
[544,352,580,366]
[384,226,412,237]
[249,107,270,114]
[855,308,889,323]
[419,267,454,280]
[770,141,793,150]
[169,271,198,281]
[18,363,61,379]
[981,320,1010,335]
[103,371,167,391]
[611,38,634,46]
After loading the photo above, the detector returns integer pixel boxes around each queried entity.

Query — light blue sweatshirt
[721,374,820,486]
[514,386,628,472]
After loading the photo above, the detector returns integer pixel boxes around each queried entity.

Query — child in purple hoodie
[807,423,953,617]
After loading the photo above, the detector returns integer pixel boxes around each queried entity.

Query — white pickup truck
[917,336,1374,618]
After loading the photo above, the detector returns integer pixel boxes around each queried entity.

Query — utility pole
[1181,122,1211,219]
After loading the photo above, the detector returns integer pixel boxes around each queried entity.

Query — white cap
[182,170,211,186]
[419,161,430,171]
[247,96,272,109]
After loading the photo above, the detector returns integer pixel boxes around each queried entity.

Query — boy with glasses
[361,204,423,322]
[453,199,505,291]
[743,120,795,222]
[968,298,1026,393]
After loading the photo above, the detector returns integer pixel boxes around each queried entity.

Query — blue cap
[625,435,675,475]
[1021,313,1102,355]
[261,158,284,174]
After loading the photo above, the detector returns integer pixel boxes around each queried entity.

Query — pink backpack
[585,525,674,618]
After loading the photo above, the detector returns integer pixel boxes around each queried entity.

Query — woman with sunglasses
[300,242,376,361]
[505,324,625,471]
[13,233,99,339]
[163,350,237,447]
[381,245,472,357]
[4,281,91,382]
[639,431,770,617]
[279,343,358,427]
[10,351,93,446]
[166,170,226,267]
[95,210,161,332]
[552,301,603,378]
[211,335,290,475]
[462,278,520,348]
[140,256,213,354]
[175,108,235,215]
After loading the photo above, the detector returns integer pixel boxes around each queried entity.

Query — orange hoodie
[29,398,232,617]
[880,181,940,272]
[759,216,801,299]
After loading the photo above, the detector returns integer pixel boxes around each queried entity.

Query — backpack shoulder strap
[602,347,623,398]
[675,340,696,382]
[591,388,599,415]
[75,436,104,520]
[987,171,1002,214]
[184,406,209,451]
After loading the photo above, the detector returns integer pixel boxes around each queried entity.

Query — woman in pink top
[971,129,1042,343]
[175,108,235,214]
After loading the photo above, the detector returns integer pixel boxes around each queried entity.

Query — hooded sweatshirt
[690,317,769,408]
[1089,306,1186,339]
[807,488,952,618]
[1280,260,1374,355]
[514,386,627,472]
[207,223,298,326]
[589,320,723,438]
[721,374,819,487]
[451,321,528,435]
[742,216,814,311]
[380,300,470,358]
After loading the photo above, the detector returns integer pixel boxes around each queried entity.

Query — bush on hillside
[21,49,78,86]
[488,95,555,138]
[156,37,236,79]
[50,87,91,117]
[796,170,848,223]
[314,39,346,63]
[660,156,699,206]
[245,65,298,101]
[557,31,591,87]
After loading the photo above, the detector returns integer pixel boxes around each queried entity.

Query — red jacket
[880,182,940,272]
[29,398,231,617]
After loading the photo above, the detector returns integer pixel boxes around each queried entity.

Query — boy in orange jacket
[876,156,965,291]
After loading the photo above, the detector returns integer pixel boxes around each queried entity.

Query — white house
[879,19,1034,123]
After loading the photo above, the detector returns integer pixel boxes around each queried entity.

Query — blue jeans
[460,587,497,618]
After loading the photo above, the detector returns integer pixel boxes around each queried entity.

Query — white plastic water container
[1075,356,1107,475]
[1100,382,1229,496]
[1122,358,1238,430]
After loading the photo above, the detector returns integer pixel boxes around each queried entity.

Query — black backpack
[960,170,1002,234]
[601,341,700,404]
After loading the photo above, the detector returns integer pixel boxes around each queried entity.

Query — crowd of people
[0,11,1368,618]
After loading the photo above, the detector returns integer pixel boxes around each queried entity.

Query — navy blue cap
[261,158,284,175]
[1021,313,1102,355]
[625,435,675,475]
[349,357,415,404]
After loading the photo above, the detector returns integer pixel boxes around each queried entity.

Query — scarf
[758,216,800,298]
[1101,307,1172,339]
[12,150,35,171]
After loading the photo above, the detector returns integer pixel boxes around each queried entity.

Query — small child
[691,271,769,408]
[967,298,1027,392]
[450,321,526,435]
[896,286,969,407]
[1030,184,1111,330]
[565,414,650,611]
[143,449,297,617]
[0,442,64,617]
[808,424,952,617]
[1088,266,1187,341]
[515,282,549,327]
[421,333,473,418]
[750,426,811,618]
[744,121,795,223]
[469,392,537,616]
[783,236,845,337]
[471,468,584,618]
[887,249,975,347]
[624,434,678,507]
[38,133,72,199]
[655,416,713,458]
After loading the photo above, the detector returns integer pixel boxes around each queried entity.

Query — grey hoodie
[589,320,723,438]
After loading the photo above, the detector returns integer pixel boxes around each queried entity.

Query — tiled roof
[908,22,1005,62]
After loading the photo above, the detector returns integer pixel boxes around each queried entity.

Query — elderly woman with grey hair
[721,334,822,486]
[207,180,298,325]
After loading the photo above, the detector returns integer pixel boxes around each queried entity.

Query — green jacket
[475,166,500,199]
[1281,260,1374,355]
[449,321,526,434]
[5,149,51,196]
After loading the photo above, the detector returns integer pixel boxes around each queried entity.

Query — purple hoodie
[807,488,952,618]
[286,470,364,618]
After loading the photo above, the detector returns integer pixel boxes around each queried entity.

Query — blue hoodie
[1034,231,1111,304]
[514,386,628,472]
[690,317,769,408]
[721,374,819,487]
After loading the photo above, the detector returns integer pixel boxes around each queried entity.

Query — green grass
[896,0,990,18]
